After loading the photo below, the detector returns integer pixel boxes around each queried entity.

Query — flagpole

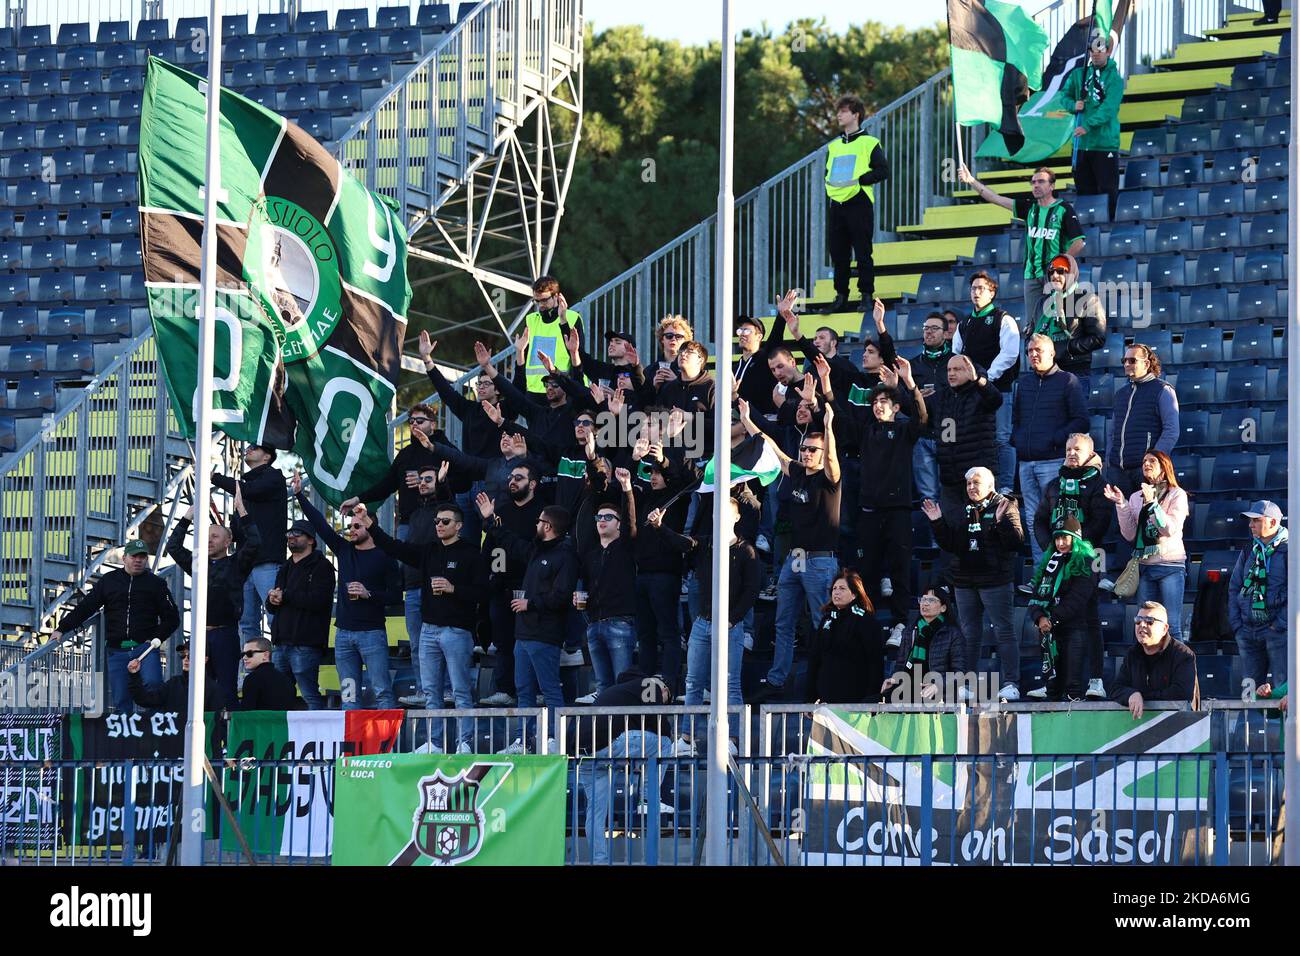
[705,0,735,867]
[181,0,224,867]
[1072,1,1099,169]
[947,5,966,176]
[1284,3,1298,867]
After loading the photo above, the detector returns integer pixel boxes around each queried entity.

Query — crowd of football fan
[51,61,1290,752]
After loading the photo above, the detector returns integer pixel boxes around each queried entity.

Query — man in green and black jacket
[1064,31,1124,221]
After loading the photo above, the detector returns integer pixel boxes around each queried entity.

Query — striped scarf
[1242,527,1288,623]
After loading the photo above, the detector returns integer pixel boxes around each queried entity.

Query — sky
[582,0,1041,44]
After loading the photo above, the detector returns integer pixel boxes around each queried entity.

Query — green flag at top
[138,56,411,507]
[947,0,1050,155]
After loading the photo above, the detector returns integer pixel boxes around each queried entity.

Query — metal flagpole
[1284,6,1297,868]
[705,0,735,867]
[181,0,225,866]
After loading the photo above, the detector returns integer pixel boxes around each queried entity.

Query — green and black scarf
[1133,485,1171,559]
[1050,467,1099,529]
[964,494,999,553]
[922,340,952,362]
[1028,531,1096,680]
[1242,527,1288,624]
[905,613,946,672]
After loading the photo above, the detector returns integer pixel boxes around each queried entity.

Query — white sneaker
[559,649,585,667]
[473,645,486,656]
[398,693,427,707]
[881,577,893,597]
[456,741,473,754]
[497,738,527,755]
[997,684,1021,702]
[755,534,772,554]
[672,737,696,757]
[886,623,905,648]
[480,691,516,707]
[1025,686,1049,700]
[575,691,598,705]
[1086,678,1106,700]
[415,741,444,754]
[637,801,675,815]
[545,738,559,754]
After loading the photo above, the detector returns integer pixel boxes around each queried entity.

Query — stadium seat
[1165,154,1202,186]
[1153,220,1192,254]
[315,55,350,83]
[14,378,55,413]
[28,238,66,269]
[1207,183,1246,217]
[25,47,59,72]
[51,147,89,179]
[226,36,258,61]
[91,149,131,177]
[1211,452,1261,492]
[1146,253,1185,289]
[67,71,103,96]
[973,233,1010,265]
[1176,328,1225,366]
[120,273,147,301]
[1264,88,1290,116]
[1086,373,1115,412]
[25,70,61,98]
[1094,258,1136,288]
[6,342,46,375]
[1261,115,1288,148]
[295,110,333,141]
[384,28,423,55]
[1252,180,1288,214]
[54,178,96,207]
[19,24,51,45]
[1157,186,1199,219]
[1073,193,1109,225]
[1243,250,1284,285]
[1218,120,1257,152]
[37,121,77,150]
[100,43,138,69]
[272,58,310,86]
[262,34,299,59]
[346,30,383,56]
[1178,409,1211,448]
[0,275,31,305]
[94,20,129,43]
[1228,326,1277,364]
[53,340,95,375]
[230,61,266,87]
[1191,252,1235,286]
[72,238,112,268]
[222,14,249,36]
[1102,223,1144,257]
[0,305,37,342]
[0,75,17,96]
[1199,216,1242,250]
[282,85,320,111]
[82,120,120,148]
[245,86,277,110]
[0,209,13,239]
[91,305,132,339]
[1174,455,1203,493]
[1223,90,1259,123]
[1262,455,1286,494]
[1113,190,1153,223]
[42,307,87,339]
[115,242,143,269]
[324,83,363,112]
[135,18,170,43]
[256,12,291,34]
[76,272,120,302]
[303,34,340,58]
[1181,94,1217,123]
[111,91,145,119]
[336,8,371,31]
[913,272,955,304]
[1199,501,1251,545]
[377,6,413,29]
[1237,287,1280,322]
[1224,367,1269,405]
[3,150,42,179]
[355,55,393,83]
[62,46,99,71]
[1212,407,1262,446]
[106,207,138,235]
[17,209,58,239]
[100,175,137,205]
[33,96,68,123]
[417,4,455,29]
[1184,289,1229,326]
[1232,61,1268,89]
[11,181,52,207]
[1173,123,1213,153]
[1175,368,1220,406]
[0,26,14,47]
[295,10,329,32]
[1246,213,1285,247]
[0,239,19,270]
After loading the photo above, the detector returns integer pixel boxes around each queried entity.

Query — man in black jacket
[1031,253,1106,396]
[478,338,583,456]
[574,469,638,701]
[921,467,1024,701]
[239,637,298,710]
[1110,601,1198,718]
[52,538,181,712]
[911,313,951,504]
[266,518,335,709]
[127,640,230,712]
[212,445,286,644]
[341,403,454,527]
[630,448,692,696]
[165,486,261,712]
[930,353,1004,517]
[477,498,580,753]
[953,272,1021,493]
[363,503,488,753]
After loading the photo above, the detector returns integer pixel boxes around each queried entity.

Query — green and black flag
[978,0,1132,163]
[948,0,1050,156]
[138,56,411,507]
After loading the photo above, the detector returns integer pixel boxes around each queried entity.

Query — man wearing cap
[1230,501,1290,691]
[1110,601,1198,718]
[1063,30,1124,221]
[266,516,335,709]
[213,444,287,645]
[127,639,229,712]
[1012,334,1089,565]
[51,538,181,712]
[165,486,261,711]
[565,326,646,407]
[1033,253,1107,398]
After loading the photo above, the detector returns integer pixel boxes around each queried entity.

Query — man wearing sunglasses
[362,503,487,752]
[266,517,334,709]
[910,312,951,504]
[1033,253,1106,398]
[127,640,228,713]
[476,338,587,460]
[574,468,639,701]
[342,402,456,529]
[1110,601,1197,719]
[211,443,287,646]
[238,637,298,711]
[294,472,399,710]
[520,275,584,395]
[1104,343,1179,497]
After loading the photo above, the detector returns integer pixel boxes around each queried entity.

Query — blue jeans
[1018,458,1064,564]
[420,624,474,749]
[635,572,682,694]
[397,523,423,693]
[768,553,839,687]
[1137,561,1187,643]
[913,437,940,503]
[272,644,324,709]
[515,639,563,744]
[206,625,240,710]
[107,645,163,713]
[955,584,1017,689]
[994,395,1015,493]
[587,616,636,692]
[335,628,395,710]
[239,561,280,642]
[579,731,673,864]
[685,616,745,739]
[1236,622,1288,687]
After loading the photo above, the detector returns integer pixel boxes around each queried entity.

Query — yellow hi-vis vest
[825,133,879,204]
[523,308,583,393]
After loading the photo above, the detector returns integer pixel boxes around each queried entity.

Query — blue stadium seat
[172,39,203,65]
[10,181,52,207]
[35,271,76,303]
[256,12,291,34]
[1102,223,1145,256]
[135,18,170,43]
[346,30,382,56]
[1223,90,1259,123]
[377,5,413,29]
[1088,413,1106,449]
[230,61,266,87]
[271,58,310,86]
[1153,220,1192,254]
[324,83,363,112]
[1263,455,1286,494]
[1158,185,1199,219]
[1173,123,1213,153]
[1246,213,1285,247]
[1191,252,1235,286]
[1164,153,1201,187]
[19,24,51,45]
[1199,216,1242,250]
[120,273,147,301]
[1174,368,1220,406]
[63,207,103,237]
[222,14,249,37]
[0,209,13,239]
[281,84,320,112]
[0,75,17,96]
[42,307,87,339]
[1180,94,1217,122]
[91,148,130,177]
[1261,115,1288,148]
[75,272,120,302]
[355,55,393,83]
[17,209,58,238]
[457,3,479,21]
[1211,452,1260,492]
[1241,249,1284,286]
[1212,407,1261,446]
[1073,193,1109,225]
[1146,253,1185,289]
[53,178,95,207]
[336,7,371,31]
[100,43,138,68]
[245,86,277,110]
[1264,88,1290,116]
[99,175,137,205]
[72,238,112,268]
[262,35,298,59]
[1197,656,1232,699]
[25,69,61,97]
[1121,158,1159,189]
[6,342,46,374]
[37,121,76,150]
[0,275,31,305]
[1178,409,1211,448]
[913,272,955,304]
[53,340,95,375]
[295,10,329,32]
[295,110,333,141]
[1174,454,1203,493]
[1252,180,1287,214]
[96,20,130,43]
[52,147,89,178]
[106,207,138,235]
[0,305,37,341]
[303,34,340,58]
[226,36,258,61]
[33,96,68,123]
[73,94,110,122]
[1224,366,1268,405]
[111,91,144,120]
[0,239,19,269]
[61,46,99,70]
[1086,373,1115,412]
[417,4,454,29]
[14,378,55,413]
[1236,287,1280,322]
[1112,189,1153,223]
[1176,328,1225,365]
[1,146,40,177]
[115,242,142,269]
[1094,258,1137,287]
[1227,326,1277,364]
[1198,501,1250,544]
[25,47,58,71]
[0,27,14,47]
[84,120,121,148]
[1231,61,1268,89]
[384,28,423,55]
[67,70,103,96]
[1207,182,1246,217]
[0,414,16,453]
[91,305,132,339]
[28,238,66,269]
[973,233,1011,265]
[1184,288,1229,326]
[314,55,350,83]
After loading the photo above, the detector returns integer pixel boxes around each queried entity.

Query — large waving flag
[978,0,1132,163]
[947,0,1051,156]
[139,56,411,506]
[698,434,782,493]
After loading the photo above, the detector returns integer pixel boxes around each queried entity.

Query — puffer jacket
[1228,534,1289,634]
[930,374,1003,488]
[1027,253,1106,377]
[1011,365,1089,462]
[931,492,1025,588]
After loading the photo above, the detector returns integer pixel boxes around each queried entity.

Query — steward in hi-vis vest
[522,275,584,394]
[823,94,889,315]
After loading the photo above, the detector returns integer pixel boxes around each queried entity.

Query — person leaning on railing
[1109,601,1198,720]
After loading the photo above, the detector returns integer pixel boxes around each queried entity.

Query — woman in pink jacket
[1103,450,1189,642]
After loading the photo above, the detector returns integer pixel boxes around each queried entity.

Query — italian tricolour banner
[221,710,402,857]
[138,56,411,507]
[698,434,782,492]
[332,753,567,866]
